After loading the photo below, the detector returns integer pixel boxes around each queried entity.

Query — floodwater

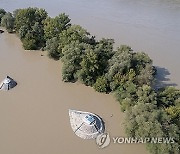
[0,32,148,154]
[1,0,180,87]
[0,0,180,154]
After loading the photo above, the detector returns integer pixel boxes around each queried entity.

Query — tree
[114,80,137,111]
[77,47,99,86]
[14,7,47,31]
[18,25,29,39]
[109,68,136,91]
[165,106,180,121]
[94,38,114,75]
[19,22,45,50]
[44,13,71,40]
[93,76,109,93]
[0,8,6,25]
[61,41,87,81]
[14,7,47,49]
[132,52,153,74]
[45,37,60,60]
[132,52,155,86]
[107,45,132,79]
[157,86,180,108]
[136,64,154,86]
[22,31,37,50]
[59,25,91,53]
[1,12,15,33]
[157,86,180,131]
[106,45,133,91]
[31,22,45,47]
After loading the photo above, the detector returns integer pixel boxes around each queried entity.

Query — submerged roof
[0,76,17,91]
[0,29,4,33]
[69,109,105,139]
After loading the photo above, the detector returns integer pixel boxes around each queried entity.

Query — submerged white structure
[69,109,105,139]
[0,76,17,91]
[0,29,4,33]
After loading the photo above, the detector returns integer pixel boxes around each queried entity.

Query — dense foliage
[14,7,48,49]
[0,8,6,25]
[125,86,180,154]
[1,7,179,154]
[44,13,71,40]
[1,12,14,33]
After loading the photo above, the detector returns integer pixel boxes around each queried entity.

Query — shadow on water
[154,66,177,89]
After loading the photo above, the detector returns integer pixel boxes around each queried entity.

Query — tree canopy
[125,85,180,154]
[1,12,14,33]
[0,8,6,25]
[44,13,71,40]
[14,7,48,49]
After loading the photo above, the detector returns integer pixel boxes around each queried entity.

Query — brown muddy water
[0,32,148,153]
[1,0,180,87]
[0,0,180,153]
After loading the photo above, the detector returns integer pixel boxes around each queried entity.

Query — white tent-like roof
[0,76,17,91]
[69,109,105,139]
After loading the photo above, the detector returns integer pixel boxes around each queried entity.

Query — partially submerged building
[69,109,105,139]
[0,29,4,33]
[0,76,17,91]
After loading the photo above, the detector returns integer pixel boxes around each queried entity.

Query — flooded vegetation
[0,1,180,154]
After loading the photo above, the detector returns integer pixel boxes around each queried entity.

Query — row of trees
[1,7,179,154]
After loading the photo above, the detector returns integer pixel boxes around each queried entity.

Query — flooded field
[1,0,180,153]
[0,32,148,153]
[1,0,180,87]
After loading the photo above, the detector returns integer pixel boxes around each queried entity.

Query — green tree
[1,12,15,33]
[109,69,136,91]
[0,8,6,25]
[22,31,37,50]
[14,7,47,31]
[132,52,153,74]
[132,52,155,86]
[94,38,114,75]
[31,22,45,47]
[44,13,71,40]
[61,41,88,81]
[14,7,47,49]
[106,45,133,91]
[18,25,29,39]
[165,106,180,120]
[114,80,137,111]
[136,64,154,86]
[77,47,99,86]
[59,25,91,52]
[157,86,180,108]
[45,37,60,60]
[93,76,109,93]
[157,86,180,132]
